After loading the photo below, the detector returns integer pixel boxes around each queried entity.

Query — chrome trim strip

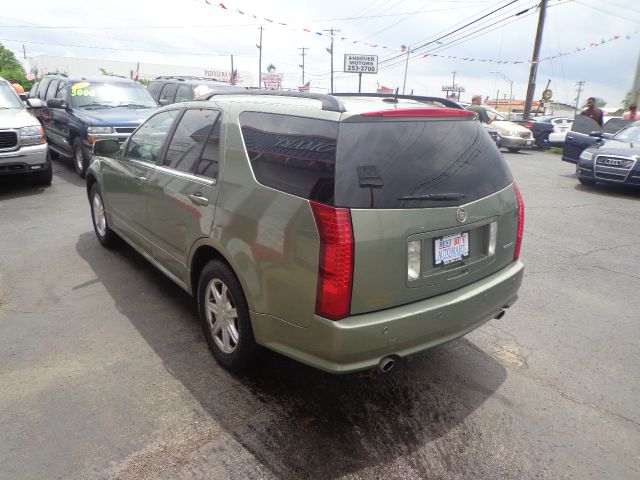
[155,165,216,186]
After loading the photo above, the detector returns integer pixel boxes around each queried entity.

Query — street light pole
[491,71,514,118]
[402,46,410,95]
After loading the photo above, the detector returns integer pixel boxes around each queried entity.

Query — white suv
[0,78,51,185]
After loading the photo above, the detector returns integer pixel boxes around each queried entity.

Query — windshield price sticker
[344,54,378,74]
[434,232,470,266]
[71,82,95,97]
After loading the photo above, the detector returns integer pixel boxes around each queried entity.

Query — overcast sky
[2,0,638,106]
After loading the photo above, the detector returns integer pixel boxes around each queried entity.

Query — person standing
[467,94,496,124]
[580,97,604,126]
[10,79,24,95]
[622,103,640,121]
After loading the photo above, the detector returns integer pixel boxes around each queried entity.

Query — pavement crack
[589,265,640,282]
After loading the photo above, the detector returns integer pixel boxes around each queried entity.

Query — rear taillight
[310,201,354,320]
[513,182,525,261]
[524,121,534,129]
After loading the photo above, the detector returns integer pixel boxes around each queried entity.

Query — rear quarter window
[239,112,338,203]
[335,119,513,208]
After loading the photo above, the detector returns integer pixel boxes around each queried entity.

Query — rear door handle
[188,193,209,206]
[135,175,147,184]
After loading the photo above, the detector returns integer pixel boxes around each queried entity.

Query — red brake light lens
[513,181,525,261]
[310,201,354,320]
[362,108,475,118]
[524,121,534,129]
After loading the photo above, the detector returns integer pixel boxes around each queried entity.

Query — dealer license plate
[525,140,532,146]
[434,232,470,266]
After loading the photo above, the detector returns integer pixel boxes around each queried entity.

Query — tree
[0,43,32,89]
[622,90,639,108]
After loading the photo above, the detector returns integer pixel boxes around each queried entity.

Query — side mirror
[26,98,44,109]
[19,92,27,101]
[588,131,602,138]
[93,139,121,158]
[158,98,170,106]
[46,98,65,109]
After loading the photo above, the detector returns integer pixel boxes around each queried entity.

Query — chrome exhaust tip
[378,356,396,373]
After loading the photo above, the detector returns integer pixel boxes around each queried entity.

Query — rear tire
[32,154,53,186]
[507,147,521,153]
[73,138,88,178]
[90,183,118,248]
[198,260,259,373]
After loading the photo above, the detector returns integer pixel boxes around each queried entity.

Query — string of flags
[211,2,637,66]
[422,32,639,65]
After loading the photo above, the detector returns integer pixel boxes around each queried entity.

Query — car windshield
[70,81,156,108]
[486,108,507,121]
[0,82,24,109]
[612,124,640,143]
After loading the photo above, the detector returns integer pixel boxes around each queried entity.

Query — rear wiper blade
[398,193,467,201]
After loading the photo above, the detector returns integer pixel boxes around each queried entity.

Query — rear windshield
[335,119,512,208]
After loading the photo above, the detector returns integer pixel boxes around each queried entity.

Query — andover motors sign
[344,54,378,74]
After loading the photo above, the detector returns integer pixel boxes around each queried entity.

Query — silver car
[0,78,51,185]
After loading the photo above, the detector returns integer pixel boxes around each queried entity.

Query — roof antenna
[394,87,399,102]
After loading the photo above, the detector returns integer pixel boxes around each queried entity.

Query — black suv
[30,74,157,177]
[146,76,246,107]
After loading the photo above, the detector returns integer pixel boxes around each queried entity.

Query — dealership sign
[344,54,378,74]
[204,69,247,84]
[262,72,283,89]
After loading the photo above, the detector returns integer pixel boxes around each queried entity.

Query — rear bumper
[499,135,534,148]
[251,260,524,373]
[0,144,49,176]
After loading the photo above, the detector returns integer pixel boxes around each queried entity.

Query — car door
[145,107,222,284]
[101,109,180,252]
[562,115,601,163]
[48,81,74,156]
[40,80,60,148]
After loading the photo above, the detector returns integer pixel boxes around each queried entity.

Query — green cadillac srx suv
[86,91,524,374]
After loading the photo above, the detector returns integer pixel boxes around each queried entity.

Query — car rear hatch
[334,108,520,315]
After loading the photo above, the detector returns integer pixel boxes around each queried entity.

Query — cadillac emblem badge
[456,208,467,223]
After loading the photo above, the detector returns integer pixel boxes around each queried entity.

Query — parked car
[146,76,246,107]
[575,121,640,187]
[0,77,51,185]
[483,107,534,152]
[86,91,524,374]
[562,115,631,164]
[521,116,573,149]
[30,74,157,177]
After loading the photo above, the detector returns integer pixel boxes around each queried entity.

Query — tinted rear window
[335,119,512,208]
[240,112,338,203]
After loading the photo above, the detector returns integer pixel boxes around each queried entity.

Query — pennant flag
[376,85,394,94]
[298,81,310,92]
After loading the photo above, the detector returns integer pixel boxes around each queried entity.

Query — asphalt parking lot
[1,150,639,480]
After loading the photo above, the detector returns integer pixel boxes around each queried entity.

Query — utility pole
[230,54,234,84]
[523,0,548,120]
[298,47,308,85]
[574,80,585,115]
[632,50,640,106]
[323,28,340,93]
[402,46,410,95]
[451,71,457,100]
[257,26,263,89]
[22,44,26,60]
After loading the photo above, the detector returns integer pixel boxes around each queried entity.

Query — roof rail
[200,90,346,112]
[332,92,464,110]
[153,75,225,82]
